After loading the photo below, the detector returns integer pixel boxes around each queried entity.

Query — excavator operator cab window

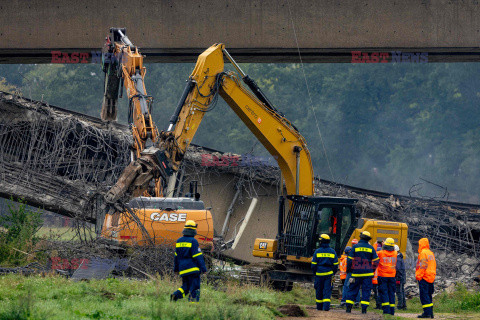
[316,207,337,249]
[340,206,353,245]
[316,208,332,233]
[315,205,355,252]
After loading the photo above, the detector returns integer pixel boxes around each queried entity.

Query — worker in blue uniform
[345,231,379,314]
[170,220,207,302]
[394,244,407,310]
[311,234,339,311]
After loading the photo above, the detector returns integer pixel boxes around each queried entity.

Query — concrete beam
[0,0,479,63]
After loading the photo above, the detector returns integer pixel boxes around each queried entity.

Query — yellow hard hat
[319,234,330,240]
[384,238,395,246]
[361,231,371,238]
[185,220,197,229]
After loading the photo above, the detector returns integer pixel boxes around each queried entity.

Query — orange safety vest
[339,254,347,280]
[372,267,378,284]
[331,215,337,234]
[377,249,398,278]
[415,238,436,283]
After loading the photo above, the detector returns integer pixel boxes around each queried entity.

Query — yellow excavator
[101,39,408,289]
[99,28,214,249]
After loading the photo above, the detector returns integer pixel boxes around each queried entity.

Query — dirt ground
[281,306,383,320]
[394,313,479,320]
[279,306,480,320]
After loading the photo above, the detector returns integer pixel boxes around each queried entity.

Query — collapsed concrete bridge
[0,91,282,262]
[1,91,480,280]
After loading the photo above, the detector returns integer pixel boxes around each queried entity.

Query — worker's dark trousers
[419,279,434,316]
[341,273,360,303]
[378,276,396,315]
[372,284,381,308]
[346,276,372,312]
[396,282,406,308]
[172,274,201,302]
[314,275,332,311]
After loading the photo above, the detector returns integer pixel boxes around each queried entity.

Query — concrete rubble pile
[1,91,479,291]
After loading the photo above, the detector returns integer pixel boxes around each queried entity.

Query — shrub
[0,198,43,265]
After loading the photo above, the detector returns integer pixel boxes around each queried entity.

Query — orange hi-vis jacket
[377,247,398,278]
[339,254,347,280]
[416,238,436,283]
[372,268,378,284]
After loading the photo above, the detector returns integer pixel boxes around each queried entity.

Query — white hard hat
[394,244,400,252]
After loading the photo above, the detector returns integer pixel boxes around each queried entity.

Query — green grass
[366,283,480,319]
[3,274,479,319]
[0,274,314,320]
[394,284,480,314]
[35,226,87,242]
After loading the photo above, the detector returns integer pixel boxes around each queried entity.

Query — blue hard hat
[344,246,352,254]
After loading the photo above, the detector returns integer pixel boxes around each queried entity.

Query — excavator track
[239,266,264,286]
[332,274,343,298]
[239,265,294,291]
[238,264,344,294]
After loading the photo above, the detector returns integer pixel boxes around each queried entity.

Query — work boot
[361,307,367,314]
[346,305,352,313]
[170,293,178,302]
[417,314,433,318]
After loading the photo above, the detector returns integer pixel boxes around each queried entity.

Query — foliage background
[0,61,478,203]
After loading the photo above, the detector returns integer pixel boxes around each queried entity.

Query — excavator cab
[253,196,358,261]
[313,200,358,255]
[278,196,359,260]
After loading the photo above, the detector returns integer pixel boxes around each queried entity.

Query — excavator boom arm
[101,28,158,156]
[219,75,314,196]
[160,44,226,171]
[165,44,314,196]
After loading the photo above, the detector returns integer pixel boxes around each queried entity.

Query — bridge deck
[1,0,479,63]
